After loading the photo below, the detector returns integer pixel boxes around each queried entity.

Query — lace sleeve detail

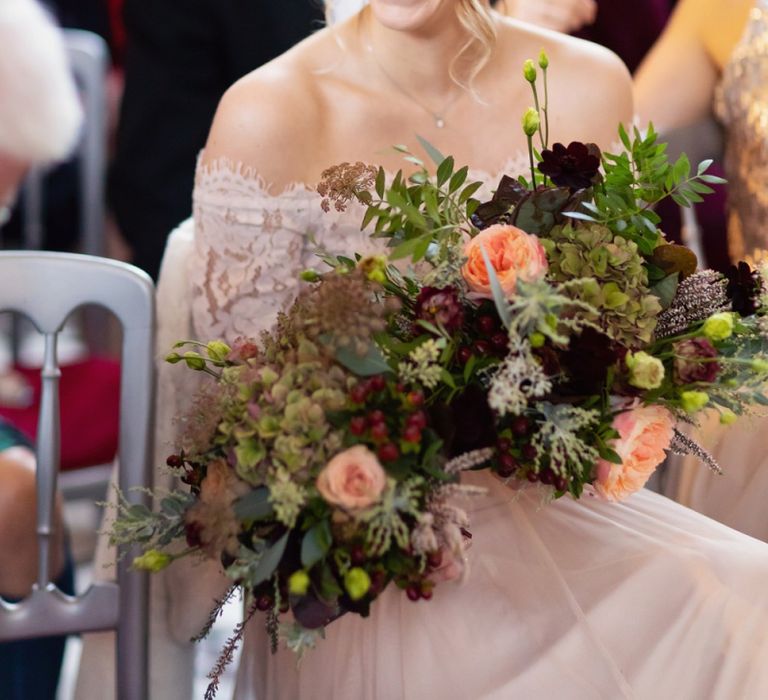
[190,159,326,342]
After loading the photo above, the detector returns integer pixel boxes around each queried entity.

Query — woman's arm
[634,0,752,132]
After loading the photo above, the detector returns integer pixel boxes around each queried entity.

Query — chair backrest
[0,252,154,700]
[22,29,109,255]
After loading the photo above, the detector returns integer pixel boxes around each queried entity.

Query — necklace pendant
[435,117,445,129]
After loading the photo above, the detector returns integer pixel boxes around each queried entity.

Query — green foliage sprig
[567,123,726,255]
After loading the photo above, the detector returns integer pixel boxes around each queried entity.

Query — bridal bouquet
[110,55,768,694]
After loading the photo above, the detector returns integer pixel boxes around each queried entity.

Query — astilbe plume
[317,161,378,212]
[655,270,731,339]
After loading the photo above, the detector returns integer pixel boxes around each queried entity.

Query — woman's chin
[369,0,449,32]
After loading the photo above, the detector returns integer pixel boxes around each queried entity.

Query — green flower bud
[165,351,183,364]
[300,269,321,283]
[529,332,546,348]
[288,570,311,596]
[720,409,738,425]
[680,390,709,414]
[538,50,549,69]
[523,59,537,83]
[751,358,768,373]
[206,340,231,362]
[522,107,540,137]
[133,550,172,572]
[344,567,371,601]
[626,351,665,390]
[701,312,734,341]
[358,254,389,285]
[183,351,206,371]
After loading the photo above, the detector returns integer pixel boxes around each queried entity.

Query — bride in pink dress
[77,2,768,698]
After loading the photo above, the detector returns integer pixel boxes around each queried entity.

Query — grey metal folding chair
[0,252,154,700]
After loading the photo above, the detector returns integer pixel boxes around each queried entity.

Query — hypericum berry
[554,476,569,492]
[521,444,538,461]
[476,315,497,335]
[349,416,367,435]
[407,411,427,430]
[378,443,399,462]
[456,346,473,365]
[166,454,183,468]
[403,425,422,443]
[526,471,539,483]
[279,600,290,614]
[256,595,272,611]
[368,409,386,425]
[427,550,443,569]
[490,332,508,351]
[370,422,389,441]
[407,391,424,408]
[350,545,366,566]
[497,453,519,477]
[350,384,368,404]
[497,437,512,452]
[420,585,434,601]
[406,585,421,602]
[511,416,531,437]
[539,469,555,486]
[473,340,491,356]
[368,375,386,392]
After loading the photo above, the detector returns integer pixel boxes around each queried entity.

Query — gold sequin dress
[716,0,768,264]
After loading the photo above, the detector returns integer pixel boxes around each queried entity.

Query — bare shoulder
[496,19,633,142]
[202,30,338,187]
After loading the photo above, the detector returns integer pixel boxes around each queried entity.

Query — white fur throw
[0,0,82,163]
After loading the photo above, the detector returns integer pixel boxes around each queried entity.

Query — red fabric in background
[0,358,120,471]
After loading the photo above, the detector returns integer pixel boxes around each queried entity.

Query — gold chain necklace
[362,27,462,129]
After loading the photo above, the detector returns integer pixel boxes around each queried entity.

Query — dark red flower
[674,338,720,384]
[726,261,762,316]
[558,328,620,395]
[537,142,601,191]
[414,286,465,333]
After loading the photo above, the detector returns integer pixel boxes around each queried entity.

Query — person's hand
[504,0,598,34]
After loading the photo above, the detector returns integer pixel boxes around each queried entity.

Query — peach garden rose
[594,404,675,502]
[316,445,387,511]
[462,223,548,298]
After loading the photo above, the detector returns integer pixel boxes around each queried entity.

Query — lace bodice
[716,0,768,264]
[190,154,529,342]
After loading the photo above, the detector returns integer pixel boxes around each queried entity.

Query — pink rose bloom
[316,445,387,510]
[462,224,548,298]
[594,405,674,502]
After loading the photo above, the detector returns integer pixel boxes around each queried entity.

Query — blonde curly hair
[325,0,501,89]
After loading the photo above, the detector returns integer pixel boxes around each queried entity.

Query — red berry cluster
[402,549,443,602]
[494,416,571,492]
[348,376,427,462]
[456,310,509,365]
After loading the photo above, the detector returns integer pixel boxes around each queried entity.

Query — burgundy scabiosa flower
[726,261,762,316]
[674,337,720,384]
[537,141,601,190]
[414,286,465,333]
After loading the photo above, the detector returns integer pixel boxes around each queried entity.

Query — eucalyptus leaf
[479,244,512,328]
[650,273,679,309]
[233,486,274,521]
[301,521,333,569]
[335,343,392,376]
[248,532,289,587]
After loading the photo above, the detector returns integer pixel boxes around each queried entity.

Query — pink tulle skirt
[236,471,768,699]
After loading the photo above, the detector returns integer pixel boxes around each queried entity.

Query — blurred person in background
[109,0,325,279]
[636,0,768,541]
[0,1,82,697]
